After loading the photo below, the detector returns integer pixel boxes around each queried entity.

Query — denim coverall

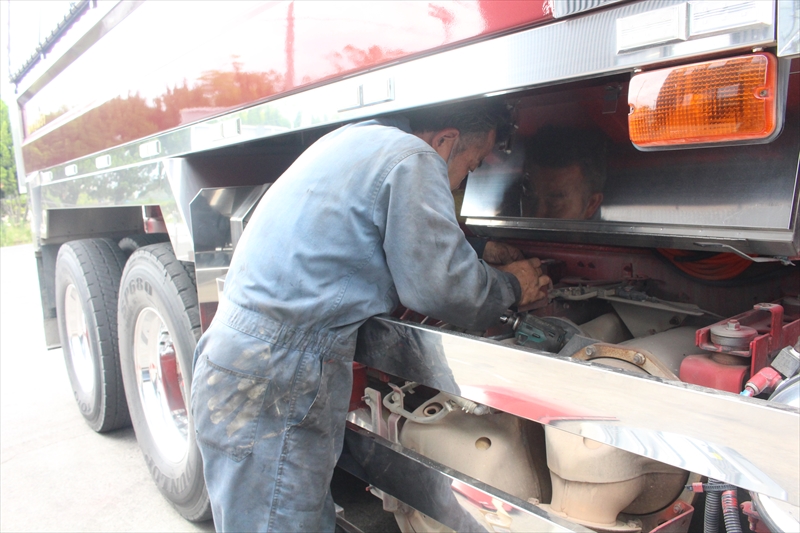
[191,117,520,532]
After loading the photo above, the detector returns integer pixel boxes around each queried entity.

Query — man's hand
[496,258,552,307]
[483,242,524,265]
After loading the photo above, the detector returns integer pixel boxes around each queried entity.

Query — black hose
[721,490,743,533]
[705,488,721,533]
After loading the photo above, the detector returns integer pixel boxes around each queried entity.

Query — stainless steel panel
[553,0,625,18]
[341,422,592,533]
[191,185,272,303]
[461,102,800,256]
[354,317,800,505]
[36,0,777,185]
[778,0,800,57]
[29,0,792,257]
[43,206,144,244]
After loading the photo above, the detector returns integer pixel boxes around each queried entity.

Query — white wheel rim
[133,307,189,464]
[64,284,95,396]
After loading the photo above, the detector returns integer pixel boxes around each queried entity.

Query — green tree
[1,99,30,245]
[0,100,17,198]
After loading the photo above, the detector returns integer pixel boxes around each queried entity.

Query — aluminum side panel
[19,0,551,172]
[355,317,800,506]
[26,0,778,178]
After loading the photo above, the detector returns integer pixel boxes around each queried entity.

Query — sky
[0,0,75,107]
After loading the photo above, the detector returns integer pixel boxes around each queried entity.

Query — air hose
[705,488,721,533]
[686,480,740,533]
[721,490,743,533]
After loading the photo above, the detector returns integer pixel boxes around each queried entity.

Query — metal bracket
[695,243,795,266]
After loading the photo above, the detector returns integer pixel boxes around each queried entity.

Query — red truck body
[9,1,800,531]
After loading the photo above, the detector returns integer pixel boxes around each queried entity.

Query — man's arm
[374,151,546,330]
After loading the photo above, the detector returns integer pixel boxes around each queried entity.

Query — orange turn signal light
[628,53,778,148]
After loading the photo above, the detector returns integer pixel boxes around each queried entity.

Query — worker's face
[522,164,602,219]
[446,130,496,190]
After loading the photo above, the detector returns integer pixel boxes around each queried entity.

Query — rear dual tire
[117,243,211,522]
[55,238,131,433]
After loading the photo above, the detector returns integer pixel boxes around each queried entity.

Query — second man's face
[522,164,598,219]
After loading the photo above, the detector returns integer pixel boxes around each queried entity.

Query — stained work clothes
[191,117,519,532]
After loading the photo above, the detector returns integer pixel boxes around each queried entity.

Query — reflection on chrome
[354,316,800,506]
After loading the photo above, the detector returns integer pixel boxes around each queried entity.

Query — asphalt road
[0,243,399,533]
[0,244,212,533]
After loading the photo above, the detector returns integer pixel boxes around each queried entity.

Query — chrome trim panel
[778,0,800,57]
[464,218,800,257]
[354,317,800,505]
[341,422,593,533]
[191,185,270,304]
[162,159,196,262]
[31,0,787,258]
[553,0,625,18]
[34,0,777,185]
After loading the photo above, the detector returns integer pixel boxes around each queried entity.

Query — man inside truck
[190,101,552,532]
[520,125,606,219]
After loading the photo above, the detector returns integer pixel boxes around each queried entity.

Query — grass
[0,220,32,247]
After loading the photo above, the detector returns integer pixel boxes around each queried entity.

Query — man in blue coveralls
[191,102,552,532]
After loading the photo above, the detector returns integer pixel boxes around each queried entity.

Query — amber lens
[629,53,777,147]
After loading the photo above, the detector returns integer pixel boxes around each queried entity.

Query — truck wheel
[55,238,131,432]
[118,243,211,522]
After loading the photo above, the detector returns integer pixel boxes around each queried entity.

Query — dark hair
[524,126,607,194]
[404,100,513,148]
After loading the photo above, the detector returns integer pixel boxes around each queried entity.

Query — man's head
[522,126,607,219]
[407,102,512,190]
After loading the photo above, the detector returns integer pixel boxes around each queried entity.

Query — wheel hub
[133,307,189,464]
[64,284,95,395]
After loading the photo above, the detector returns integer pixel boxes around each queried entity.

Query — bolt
[726,320,741,331]
[633,353,646,365]
[585,346,596,356]
[759,89,768,97]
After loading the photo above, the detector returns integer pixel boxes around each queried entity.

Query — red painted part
[741,501,771,533]
[696,303,800,376]
[507,241,799,321]
[159,348,186,412]
[144,217,168,234]
[744,366,783,396]
[21,1,551,172]
[451,479,513,512]
[649,500,694,533]
[349,362,368,412]
[679,355,749,394]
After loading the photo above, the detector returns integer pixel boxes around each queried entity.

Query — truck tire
[117,243,211,522]
[55,238,131,432]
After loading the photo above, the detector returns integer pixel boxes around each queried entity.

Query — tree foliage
[0,99,30,245]
[0,100,18,199]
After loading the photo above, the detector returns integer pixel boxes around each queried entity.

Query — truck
[7,0,800,531]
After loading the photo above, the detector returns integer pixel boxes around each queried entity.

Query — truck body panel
[10,0,800,530]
